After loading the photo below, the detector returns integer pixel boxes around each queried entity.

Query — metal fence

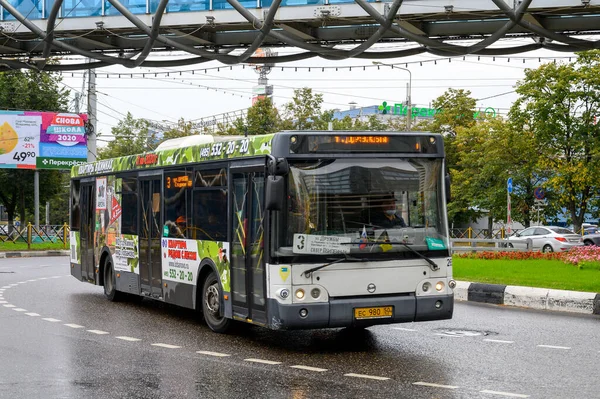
[451,238,532,253]
[0,223,69,249]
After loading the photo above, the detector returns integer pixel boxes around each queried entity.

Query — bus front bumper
[266,294,453,330]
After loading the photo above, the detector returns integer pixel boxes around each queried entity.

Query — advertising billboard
[0,110,88,170]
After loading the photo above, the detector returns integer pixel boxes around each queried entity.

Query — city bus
[69,131,454,333]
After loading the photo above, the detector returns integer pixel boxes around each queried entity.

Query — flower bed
[454,251,565,261]
[562,246,600,270]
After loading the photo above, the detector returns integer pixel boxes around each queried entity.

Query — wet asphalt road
[0,257,598,399]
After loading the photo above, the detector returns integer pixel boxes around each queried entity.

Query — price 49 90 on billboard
[0,111,88,170]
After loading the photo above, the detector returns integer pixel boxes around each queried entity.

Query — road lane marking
[38,278,48,280]
[152,343,181,349]
[51,276,62,279]
[0,301,7,304]
[64,323,84,329]
[434,333,462,338]
[25,313,40,317]
[244,358,282,365]
[12,308,27,312]
[484,339,515,344]
[3,304,16,308]
[87,330,109,335]
[196,351,231,357]
[537,345,570,350]
[413,382,459,389]
[392,327,417,332]
[42,318,61,322]
[290,365,328,372]
[116,336,141,342]
[344,373,389,381]
[1,286,11,288]
[480,389,529,398]
[26,280,36,282]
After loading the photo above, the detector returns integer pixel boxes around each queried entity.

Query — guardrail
[451,238,532,253]
[0,223,69,250]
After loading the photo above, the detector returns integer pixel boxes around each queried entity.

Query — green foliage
[510,50,600,231]
[98,112,157,159]
[219,97,280,136]
[0,70,70,227]
[282,88,324,130]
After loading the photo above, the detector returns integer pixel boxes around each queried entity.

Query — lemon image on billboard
[0,121,18,155]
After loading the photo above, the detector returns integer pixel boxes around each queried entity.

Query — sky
[57,38,581,148]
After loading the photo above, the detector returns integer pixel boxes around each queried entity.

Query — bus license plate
[354,306,393,320]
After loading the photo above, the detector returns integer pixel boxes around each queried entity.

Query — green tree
[510,51,600,232]
[281,88,324,130]
[452,116,545,233]
[0,70,70,229]
[98,112,157,159]
[220,97,281,136]
[426,89,477,226]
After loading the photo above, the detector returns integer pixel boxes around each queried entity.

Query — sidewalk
[1,251,598,316]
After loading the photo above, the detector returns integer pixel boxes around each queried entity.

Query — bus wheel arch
[197,259,231,333]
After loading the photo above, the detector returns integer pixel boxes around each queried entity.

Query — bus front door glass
[231,170,266,323]
[80,183,95,281]
[140,178,163,297]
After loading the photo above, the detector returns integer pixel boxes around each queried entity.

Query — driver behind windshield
[371,196,407,228]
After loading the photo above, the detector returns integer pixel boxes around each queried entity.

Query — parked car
[581,233,600,246]
[507,226,583,252]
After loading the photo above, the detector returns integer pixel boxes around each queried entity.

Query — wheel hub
[205,284,220,315]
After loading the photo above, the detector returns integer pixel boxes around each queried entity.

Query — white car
[507,226,583,252]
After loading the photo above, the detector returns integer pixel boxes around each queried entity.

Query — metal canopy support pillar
[34,170,39,228]
[87,67,97,162]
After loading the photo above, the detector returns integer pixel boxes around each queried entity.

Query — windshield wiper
[342,241,440,271]
[302,254,364,277]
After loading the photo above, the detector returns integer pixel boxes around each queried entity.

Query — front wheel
[542,244,553,253]
[202,271,232,333]
[103,258,123,302]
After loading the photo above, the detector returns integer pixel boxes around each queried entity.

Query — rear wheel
[542,244,553,253]
[584,240,594,246]
[103,258,123,302]
[202,271,232,333]
[507,243,514,248]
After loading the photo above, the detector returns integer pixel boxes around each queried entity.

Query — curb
[456,281,600,315]
[0,250,70,258]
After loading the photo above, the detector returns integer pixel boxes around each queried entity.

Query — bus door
[231,168,266,324]
[139,177,163,298]
[80,182,95,281]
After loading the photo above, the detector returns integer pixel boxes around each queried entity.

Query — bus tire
[103,258,123,302]
[202,271,232,333]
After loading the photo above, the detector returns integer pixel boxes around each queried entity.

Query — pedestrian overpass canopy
[0,0,599,70]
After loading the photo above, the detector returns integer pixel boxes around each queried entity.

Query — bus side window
[70,180,81,231]
[120,178,138,235]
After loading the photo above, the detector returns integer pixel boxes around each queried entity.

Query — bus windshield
[271,158,449,259]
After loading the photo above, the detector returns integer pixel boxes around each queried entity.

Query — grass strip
[0,241,66,252]
[453,257,600,293]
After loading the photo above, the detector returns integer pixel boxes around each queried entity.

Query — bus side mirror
[445,173,451,203]
[268,157,289,176]
[266,175,285,211]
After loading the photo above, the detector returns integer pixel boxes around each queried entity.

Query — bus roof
[71,131,443,178]
[71,133,275,178]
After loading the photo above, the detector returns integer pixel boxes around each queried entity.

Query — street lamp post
[373,61,412,131]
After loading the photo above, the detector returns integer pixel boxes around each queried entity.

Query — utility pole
[87,67,97,162]
[373,61,412,131]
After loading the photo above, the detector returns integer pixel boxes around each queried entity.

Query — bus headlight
[422,282,431,292]
[435,282,445,292]
[448,280,456,289]
[311,288,320,299]
[295,289,305,300]
[279,289,290,299]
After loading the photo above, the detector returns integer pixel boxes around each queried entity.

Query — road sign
[534,187,545,200]
[507,177,513,194]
